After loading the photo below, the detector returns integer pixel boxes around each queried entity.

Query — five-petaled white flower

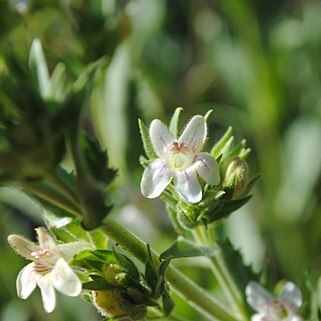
[246,281,304,321]
[140,115,220,203]
[8,227,83,313]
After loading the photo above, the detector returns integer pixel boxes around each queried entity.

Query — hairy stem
[102,219,240,321]
[192,225,248,321]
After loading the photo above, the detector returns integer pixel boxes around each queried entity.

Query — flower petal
[16,263,38,299]
[141,159,173,198]
[51,258,82,296]
[36,227,58,252]
[150,119,175,157]
[246,281,274,313]
[8,235,41,260]
[278,282,302,310]
[178,115,206,152]
[38,276,56,313]
[251,314,266,321]
[195,152,220,185]
[174,169,202,203]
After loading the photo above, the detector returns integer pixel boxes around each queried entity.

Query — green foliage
[160,237,218,260]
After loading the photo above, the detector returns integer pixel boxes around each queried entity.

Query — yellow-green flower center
[166,142,194,171]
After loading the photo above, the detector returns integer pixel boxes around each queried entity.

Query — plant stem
[192,225,248,321]
[102,219,240,321]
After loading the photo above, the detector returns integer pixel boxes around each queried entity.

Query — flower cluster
[8,227,85,313]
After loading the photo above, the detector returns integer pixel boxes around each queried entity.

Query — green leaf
[145,245,158,289]
[160,237,218,260]
[205,195,252,224]
[169,107,183,138]
[80,133,117,186]
[73,249,116,271]
[113,247,140,279]
[162,288,175,316]
[219,240,258,300]
[138,118,158,159]
[29,39,50,99]
[82,274,116,290]
[90,229,108,249]
[47,63,72,104]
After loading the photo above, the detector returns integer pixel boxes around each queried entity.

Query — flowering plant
[1,8,316,320]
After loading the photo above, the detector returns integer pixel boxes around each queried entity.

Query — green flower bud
[176,203,198,230]
[93,289,147,320]
[103,264,129,286]
[221,157,249,199]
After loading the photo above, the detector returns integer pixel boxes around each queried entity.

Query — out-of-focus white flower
[8,227,86,313]
[140,115,220,203]
[246,281,304,321]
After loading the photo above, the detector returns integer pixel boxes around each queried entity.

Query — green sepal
[138,118,158,159]
[169,107,183,138]
[204,109,213,121]
[82,274,117,291]
[211,126,233,159]
[145,244,158,289]
[160,236,218,261]
[113,247,140,280]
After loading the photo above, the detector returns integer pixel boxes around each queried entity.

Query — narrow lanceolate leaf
[138,119,158,159]
[160,237,218,260]
[29,39,50,99]
[169,107,183,138]
[162,288,175,316]
[113,248,140,279]
[211,126,233,159]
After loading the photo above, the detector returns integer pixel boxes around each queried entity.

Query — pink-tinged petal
[178,115,206,152]
[174,169,202,203]
[195,152,220,185]
[51,258,82,296]
[149,119,175,157]
[38,276,56,313]
[36,227,58,252]
[16,263,38,299]
[246,282,274,313]
[278,282,302,310]
[8,235,41,260]
[141,159,173,198]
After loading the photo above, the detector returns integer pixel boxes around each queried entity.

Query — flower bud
[103,264,129,286]
[93,289,146,320]
[176,204,198,230]
[222,157,249,199]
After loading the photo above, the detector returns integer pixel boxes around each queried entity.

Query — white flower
[246,281,304,321]
[140,115,220,203]
[8,227,83,313]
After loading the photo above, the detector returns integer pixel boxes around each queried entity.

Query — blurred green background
[1,0,321,320]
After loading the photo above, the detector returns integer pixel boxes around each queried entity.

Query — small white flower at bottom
[140,115,220,203]
[8,227,83,313]
[246,281,304,321]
